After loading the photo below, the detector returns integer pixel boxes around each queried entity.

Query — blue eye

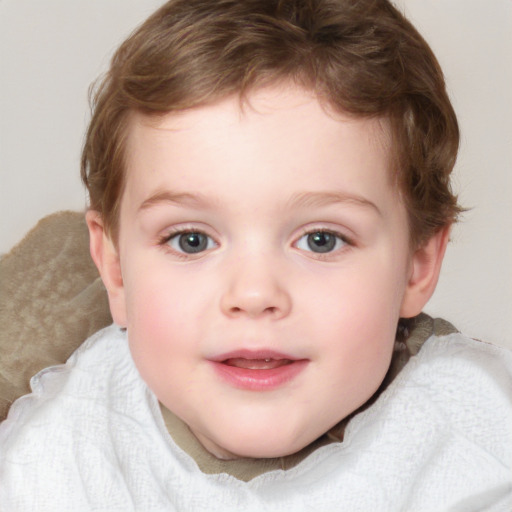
[167,232,215,254]
[296,231,347,254]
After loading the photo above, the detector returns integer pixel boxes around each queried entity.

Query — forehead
[129,87,391,144]
[121,87,396,214]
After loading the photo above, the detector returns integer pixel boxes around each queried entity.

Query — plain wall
[1,1,511,348]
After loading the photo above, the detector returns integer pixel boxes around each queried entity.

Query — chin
[210,429,317,460]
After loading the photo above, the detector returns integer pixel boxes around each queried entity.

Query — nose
[220,256,292,320]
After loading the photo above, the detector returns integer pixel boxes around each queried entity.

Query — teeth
[224,358,292,370]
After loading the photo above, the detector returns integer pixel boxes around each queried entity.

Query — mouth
[222,357,295,370]
[209,350,308,391]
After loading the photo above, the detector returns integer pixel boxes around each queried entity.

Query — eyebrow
[137,189,382,216]
[137,190,216,212]
[288,191,382,216]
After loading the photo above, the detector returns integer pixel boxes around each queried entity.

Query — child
[1,0,511,510]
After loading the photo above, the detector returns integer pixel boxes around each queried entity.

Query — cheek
[122,260,215,369]
[312,291,398,414]
[122,266,182,367]
[304,259,405,378]
[309,261,405,335]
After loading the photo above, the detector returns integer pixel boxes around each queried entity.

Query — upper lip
[209,349,302,363]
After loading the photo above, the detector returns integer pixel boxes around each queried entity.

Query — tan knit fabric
[0,212,112,419]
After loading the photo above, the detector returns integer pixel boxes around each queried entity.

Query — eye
[167,231,216,254]
[295,230,347,254]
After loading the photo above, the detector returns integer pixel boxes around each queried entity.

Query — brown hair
[81,0,461,246]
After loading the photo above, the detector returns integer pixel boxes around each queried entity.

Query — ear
[400,225,451,318]
[85,210,127,327]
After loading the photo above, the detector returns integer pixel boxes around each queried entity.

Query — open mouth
[210,352,308,391]
[222,357,295,370]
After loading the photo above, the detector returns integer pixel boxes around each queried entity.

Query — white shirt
[1,325,511,511]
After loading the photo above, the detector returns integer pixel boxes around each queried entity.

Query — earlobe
[400,226,451,318]
[85,210,127,327]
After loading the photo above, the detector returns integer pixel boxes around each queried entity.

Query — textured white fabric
[1,325,511,512]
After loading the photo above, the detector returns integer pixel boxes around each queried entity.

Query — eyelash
[294,228,353,258]
[158,228,218,259]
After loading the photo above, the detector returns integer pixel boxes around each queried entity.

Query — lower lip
[210,360,308,391]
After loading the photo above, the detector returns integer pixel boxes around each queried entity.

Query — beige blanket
[0,211,111,420]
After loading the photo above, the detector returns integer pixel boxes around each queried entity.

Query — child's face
[106,87,420,459]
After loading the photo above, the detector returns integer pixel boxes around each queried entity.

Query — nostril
[228,305,277,317]
[221,287,292,319]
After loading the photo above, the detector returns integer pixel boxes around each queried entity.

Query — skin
[87,86,449,459]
